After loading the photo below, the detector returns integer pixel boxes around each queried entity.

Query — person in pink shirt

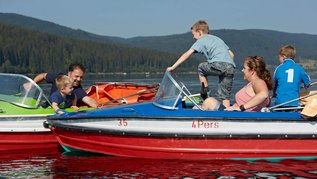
[200,56,273,112]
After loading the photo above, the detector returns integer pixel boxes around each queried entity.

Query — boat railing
[179,82,202,110]
[153,71,201,110]
[262,90,317,112]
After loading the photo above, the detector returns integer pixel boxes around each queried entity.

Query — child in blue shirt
[48,75,79,114]
[167,20,235,107]
[273,44,311,107]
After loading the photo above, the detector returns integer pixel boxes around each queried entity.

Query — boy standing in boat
[44,75,79,114]
[167,20,235,108]
[273,44,311,107]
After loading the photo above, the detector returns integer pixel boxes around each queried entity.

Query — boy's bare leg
[199,75,208,87]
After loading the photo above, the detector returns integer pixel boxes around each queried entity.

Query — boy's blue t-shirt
[273,59,311,106]
[48,91,76,109]
[191,34,236,67]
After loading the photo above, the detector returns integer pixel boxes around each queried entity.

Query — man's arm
[82,96,98,108]
[23,72,47,90]
[33,73,47,83]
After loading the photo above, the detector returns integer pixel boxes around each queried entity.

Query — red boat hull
[0,131,59,153]
[52,127,317,159]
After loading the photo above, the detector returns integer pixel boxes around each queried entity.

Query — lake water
[1,72,317,178]
[2,151,317,178]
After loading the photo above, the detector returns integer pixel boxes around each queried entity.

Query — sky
[0,0,316,38]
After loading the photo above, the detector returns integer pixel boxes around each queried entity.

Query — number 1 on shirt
[286,69,294,83]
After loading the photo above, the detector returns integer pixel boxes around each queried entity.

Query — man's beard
[73,81,80,86]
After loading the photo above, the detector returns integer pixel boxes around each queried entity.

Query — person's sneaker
[200,83,209,100]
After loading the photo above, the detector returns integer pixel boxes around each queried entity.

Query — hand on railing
[23,82,33,91]
[166,67,174,72]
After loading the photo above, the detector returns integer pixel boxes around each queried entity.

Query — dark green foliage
[0,23,196,73]
[1,12,317,73]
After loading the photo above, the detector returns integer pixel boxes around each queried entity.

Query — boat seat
[301,98,317,118]
[300,90,317,104]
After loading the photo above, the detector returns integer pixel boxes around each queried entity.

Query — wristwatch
[239,105,246,111]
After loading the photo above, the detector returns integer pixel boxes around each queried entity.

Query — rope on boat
[98,88,158,107]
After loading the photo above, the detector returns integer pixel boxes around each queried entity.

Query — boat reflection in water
[1,152,317,178]
[51,154,317,178]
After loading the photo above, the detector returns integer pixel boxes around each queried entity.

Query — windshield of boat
[153,71,201,110]
[0,73,45,109]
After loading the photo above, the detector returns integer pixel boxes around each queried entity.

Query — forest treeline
[0,23,198,74]
[1,12,317,74]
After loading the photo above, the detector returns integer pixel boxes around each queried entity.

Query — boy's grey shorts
[198,61,235,100]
